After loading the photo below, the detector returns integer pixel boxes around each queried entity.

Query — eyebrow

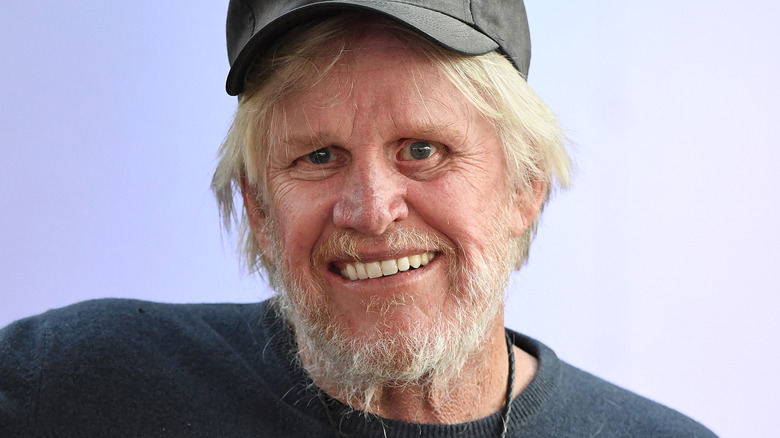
[402,119,470,147]
[278,133,334,158]
[414,122,466,140]
[279,109,471,152]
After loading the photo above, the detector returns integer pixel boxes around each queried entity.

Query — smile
[339,251,436,281]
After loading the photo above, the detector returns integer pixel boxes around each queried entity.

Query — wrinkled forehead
[262,21,479,134]
[243,14,449,99]
[289,32,484,122]
[286,32,443,101]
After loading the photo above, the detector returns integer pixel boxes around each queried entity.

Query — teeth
[355,263,368,280]
[339,251,435,281]
[380,260,398,276]
[366,262,382,279]
[345,264,358,281]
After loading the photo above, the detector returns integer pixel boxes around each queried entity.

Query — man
[0,1,716,437]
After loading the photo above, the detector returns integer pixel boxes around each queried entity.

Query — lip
[330,250,434,275]
[328,248,434,268]
[323,251,445,292]
[326,245,438,272]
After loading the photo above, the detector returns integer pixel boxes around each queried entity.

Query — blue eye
[400,141,437,161]
[305,148,333,164]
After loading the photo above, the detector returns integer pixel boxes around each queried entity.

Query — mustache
[311,226,455,266]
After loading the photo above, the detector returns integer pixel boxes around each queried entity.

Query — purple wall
[2,2,778,436]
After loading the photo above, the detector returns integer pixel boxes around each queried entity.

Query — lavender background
[2,2,778,436]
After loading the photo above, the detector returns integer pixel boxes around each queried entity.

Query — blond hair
[212,12,573,275]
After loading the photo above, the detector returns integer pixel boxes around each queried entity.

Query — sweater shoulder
[508,333,716,437]
[3,298,273,373]
[0,299,283,437]
[552,361,717,437]
[5,298,267,348]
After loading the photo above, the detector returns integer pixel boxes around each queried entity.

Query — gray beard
[266,215,515,411]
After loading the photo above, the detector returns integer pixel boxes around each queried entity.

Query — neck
[305,317,538,424]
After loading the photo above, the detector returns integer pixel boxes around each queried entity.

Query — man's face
[248,30,532,385]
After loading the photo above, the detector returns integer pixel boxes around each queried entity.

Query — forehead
[276,29,483,143]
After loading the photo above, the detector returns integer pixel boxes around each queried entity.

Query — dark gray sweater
[0,299,716,437]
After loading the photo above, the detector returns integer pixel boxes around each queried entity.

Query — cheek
[409,175,510,247]
[270,185,335,270]
[410,183,510,268]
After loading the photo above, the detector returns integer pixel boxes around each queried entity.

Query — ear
[240,177,271,256]
[509,179,547,238]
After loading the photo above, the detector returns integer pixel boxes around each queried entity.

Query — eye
[302,147,335,164]
[398,141,437,161]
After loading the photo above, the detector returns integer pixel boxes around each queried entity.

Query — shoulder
[509,331,717,437]
[1,298,277,374]
[1,298,267,360]
[0,299,281,437]
[557,362,716,437]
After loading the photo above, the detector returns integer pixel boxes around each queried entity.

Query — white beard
[266,211,516,411]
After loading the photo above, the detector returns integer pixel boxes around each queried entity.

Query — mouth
[333,251,436,281]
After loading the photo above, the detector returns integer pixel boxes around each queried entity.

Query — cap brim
[226,0,499,96]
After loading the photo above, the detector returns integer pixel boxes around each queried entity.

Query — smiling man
[234,24,540,423]
[0,1,717,437]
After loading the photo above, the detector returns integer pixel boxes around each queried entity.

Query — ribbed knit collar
[257,301,562,437]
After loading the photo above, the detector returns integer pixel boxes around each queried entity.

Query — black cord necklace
[319,333,516,438]
[501,331,516,437]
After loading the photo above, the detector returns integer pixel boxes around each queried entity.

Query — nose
[333,159,408,235]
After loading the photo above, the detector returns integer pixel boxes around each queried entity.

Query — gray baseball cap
[225,0,531,96]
